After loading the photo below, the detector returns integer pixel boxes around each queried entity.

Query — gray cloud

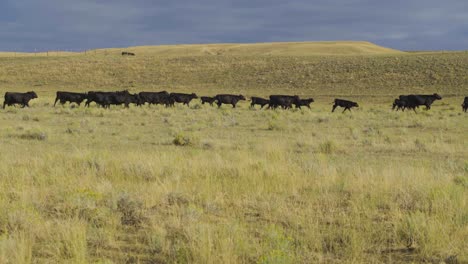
[0,0,466,51]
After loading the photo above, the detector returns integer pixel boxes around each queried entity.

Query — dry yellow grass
[0,41,466,263]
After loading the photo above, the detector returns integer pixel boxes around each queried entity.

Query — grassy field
[0,42,466,263]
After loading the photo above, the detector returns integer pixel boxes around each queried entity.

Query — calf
[332,99,359,113]
[54,91,87,107]
[3,91,38,109]
[122,51,135,56]
[169,93,198,106]
[294,98,314,109]
[250,97,269,109]
[201,96,216,106]
[269,95,300,109]
[392,98,407,111]
[214,94,246,108]
[463,97,468,112]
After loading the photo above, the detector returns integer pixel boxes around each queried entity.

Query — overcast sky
[1,0,467,51]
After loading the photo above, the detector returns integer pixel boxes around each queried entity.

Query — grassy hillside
[96,41,404,56]
[0,42,466,101]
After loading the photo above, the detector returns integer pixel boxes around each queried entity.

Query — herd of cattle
[2,91,468,113]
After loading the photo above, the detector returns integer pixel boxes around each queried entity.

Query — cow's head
[28,91,38,98]
[433,93,442,100]
[238,95,246,100]
[354,102,359,107]
[307,98,315,103]
[191,93,198,99]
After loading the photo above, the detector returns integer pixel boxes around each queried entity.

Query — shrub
[117,195,146,227]
[17,131,47,141]
[319,140,336,154]
[267,120,284,131]
[172,133,198,146]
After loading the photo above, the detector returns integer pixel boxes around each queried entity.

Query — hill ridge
[0,41,403,57]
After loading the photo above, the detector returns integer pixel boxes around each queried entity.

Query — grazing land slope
[0,42,466,100]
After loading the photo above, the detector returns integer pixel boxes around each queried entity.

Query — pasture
[0,42,467,263]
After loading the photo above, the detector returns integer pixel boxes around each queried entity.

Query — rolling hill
[0,41,466,99]
[96,41,404,56]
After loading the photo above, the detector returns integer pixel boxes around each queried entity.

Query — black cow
[107,91,140,108]
[416,93,442,110]
[332,99,359,113]
[398,93,442,112]
[122,52,135,56]
[462,97,468,112]
[138,91,170,106]
[214,94,246,108]
[85,90,131,108]
[268,95,300,109]
[250,97,270,109]
[3,91,38,109]
[54,91,87,107]
[294,98,315,109]
[201,96,216,106]
[85,91,112,108]
[169,93,198,106]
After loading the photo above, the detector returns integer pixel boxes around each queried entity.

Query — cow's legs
[54,97,59,107]
[217,102,222,108]
[331,104,337,112]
